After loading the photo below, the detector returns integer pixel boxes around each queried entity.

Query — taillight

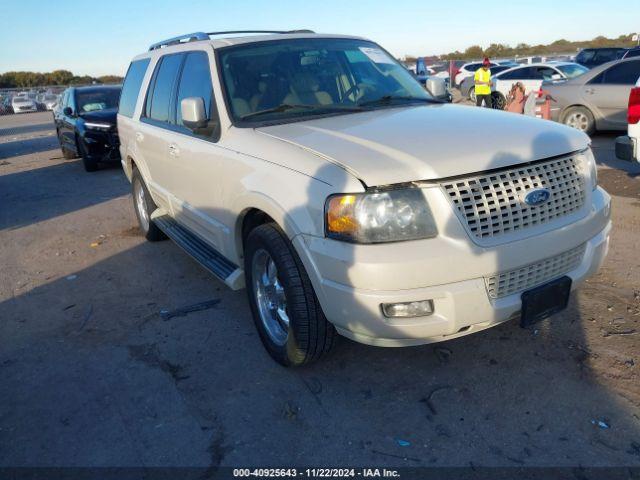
[628,87,640,124]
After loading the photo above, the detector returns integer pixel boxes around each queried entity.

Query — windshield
[75,88,120,113]
[219,38,431,124]
[557,64,589,79]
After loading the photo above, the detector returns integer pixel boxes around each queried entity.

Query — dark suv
[575,47,628,69]
[54,85,122,172]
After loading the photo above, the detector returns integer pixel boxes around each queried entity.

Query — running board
[151,212,244,290]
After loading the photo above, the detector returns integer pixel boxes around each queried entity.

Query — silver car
[546,57,640,134]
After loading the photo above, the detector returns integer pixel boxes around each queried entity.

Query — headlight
[581,147,597,190]
[325,188,437,243]
[84,122,112,130]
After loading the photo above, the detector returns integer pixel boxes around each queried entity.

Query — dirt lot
[1,110,639,470]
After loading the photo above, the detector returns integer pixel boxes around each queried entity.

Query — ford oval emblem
[524,188,551,206]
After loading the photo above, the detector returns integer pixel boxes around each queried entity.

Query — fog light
[381,300,434,318]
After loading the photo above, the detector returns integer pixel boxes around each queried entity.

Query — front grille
[485,243,586,299]
[440,155,586,241]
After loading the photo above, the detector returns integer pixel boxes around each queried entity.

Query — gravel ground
[0,110,639,470]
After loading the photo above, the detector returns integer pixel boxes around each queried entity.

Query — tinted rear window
[119,58,150,118]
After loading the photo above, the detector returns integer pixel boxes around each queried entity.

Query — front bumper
[81,130,120,163]
[294,187,611,347]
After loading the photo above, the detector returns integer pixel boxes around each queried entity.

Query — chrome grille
[440,156,586,241]
[485,244,585,299]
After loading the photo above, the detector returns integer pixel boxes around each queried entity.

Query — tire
[132,168,166,242]
[561,106,595,135]
[244,223,335,366]
[58,130,76,160]
[78,139,98,172]
[491,92,506,110]
[468,88,476,103]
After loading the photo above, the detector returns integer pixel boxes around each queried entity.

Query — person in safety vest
[474,57,493,108]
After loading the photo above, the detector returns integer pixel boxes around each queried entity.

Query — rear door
[586,60,640,129]
[136,52,185,210]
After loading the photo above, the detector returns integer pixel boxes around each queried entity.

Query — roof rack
[149,30,315,51]
[149,32,209,51]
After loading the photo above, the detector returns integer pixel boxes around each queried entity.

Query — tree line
[404,33,638,63]
[0,70,123,88]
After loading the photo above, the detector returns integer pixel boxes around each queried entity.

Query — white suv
[118,31,611,366]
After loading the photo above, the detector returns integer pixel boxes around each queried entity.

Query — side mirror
[551,73,562,80]
[426,77,447,98]
[63,106,73,116]
[181,97,207,130]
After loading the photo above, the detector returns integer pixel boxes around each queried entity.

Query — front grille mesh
[440,156,586,241]
[485,243,586,299]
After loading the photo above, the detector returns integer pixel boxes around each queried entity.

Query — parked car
[11,95,38,113]
[544,57,640,134]
[615,76,640,161]
[119,30,610,366]
[41,93,59,111]
[459,65,513,102]
[491,62,589,109]
[575,47,628,69]
[453,60,499,86]
[54,85,122,171]
[0,96,13,115]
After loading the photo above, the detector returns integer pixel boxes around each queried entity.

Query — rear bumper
[294,187,611,346]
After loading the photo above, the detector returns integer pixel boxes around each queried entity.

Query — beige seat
[283,72,333,105]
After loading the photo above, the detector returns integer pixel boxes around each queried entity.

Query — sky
[0,0,636,76]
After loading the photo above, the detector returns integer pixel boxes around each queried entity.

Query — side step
[152,213,244,290]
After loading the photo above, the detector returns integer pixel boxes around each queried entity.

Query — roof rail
[149,32,209,51]
[206,29,314,36]
[149,30,315,51]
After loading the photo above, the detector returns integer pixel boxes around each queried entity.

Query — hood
[258,104,589,186]
[80,107,117,124]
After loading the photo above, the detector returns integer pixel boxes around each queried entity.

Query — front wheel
[245,223,335,366]
[468,88,477,103]
[78,139,98,172]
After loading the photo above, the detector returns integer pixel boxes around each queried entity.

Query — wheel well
[239,209,275,255]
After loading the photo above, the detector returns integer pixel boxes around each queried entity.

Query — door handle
[584,88,595,95]
[135,132,144,143]
[168,143,180,157]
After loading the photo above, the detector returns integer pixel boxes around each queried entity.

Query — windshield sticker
[359,47,394,64]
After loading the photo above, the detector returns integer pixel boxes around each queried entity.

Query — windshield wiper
[357,95,438,107]
[240,103,363,121]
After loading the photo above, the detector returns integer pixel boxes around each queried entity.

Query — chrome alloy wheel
[252,248,289,345]
[134,179,149,232]
[565,112,590,132]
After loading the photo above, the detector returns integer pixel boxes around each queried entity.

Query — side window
[500,67,530,80]
[626,50,640,59]
[600,61,640,85]
[145,53,184,123]
[175,52,213,126]
[174,51,220,140]
[119,58,150,118]
[595,49,620,64]
[537,67,557,80]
